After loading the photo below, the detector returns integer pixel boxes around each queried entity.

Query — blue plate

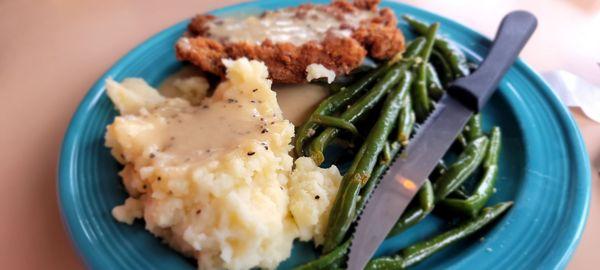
[58,1,591,269]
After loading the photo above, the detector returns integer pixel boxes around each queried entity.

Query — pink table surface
[0,0,598,269]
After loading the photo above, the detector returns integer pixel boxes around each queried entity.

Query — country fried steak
[175,0,405,83]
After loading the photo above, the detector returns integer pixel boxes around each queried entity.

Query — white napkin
[542,70,600,123]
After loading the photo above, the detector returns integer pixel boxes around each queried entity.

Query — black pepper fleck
[315,195,320,200]
[143,184,147,189]
[196,209,202,214]
[252,89,258,92]
[247,152,255,156]
[261,129,268,134]
[149,153,155,159]
[157,177,162,181]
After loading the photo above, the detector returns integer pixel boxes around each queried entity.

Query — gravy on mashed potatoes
[105,58,341,270]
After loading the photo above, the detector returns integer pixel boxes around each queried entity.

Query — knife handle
[448,11,537,112]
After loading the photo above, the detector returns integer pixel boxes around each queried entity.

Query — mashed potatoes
[106,58,341,270]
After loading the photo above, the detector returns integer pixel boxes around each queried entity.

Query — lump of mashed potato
[289,157,341,245]
[306,63,336,84]
[106,58,341,270]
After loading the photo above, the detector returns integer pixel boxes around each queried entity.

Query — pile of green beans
[293,16,511,269]
[322,70,413,252]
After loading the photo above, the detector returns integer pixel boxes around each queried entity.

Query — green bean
[441,127,501,217]
[327,83,346,94]
[430,50,454,85]
[403,15,470,78]
[295,65,389,156]
[418,180,435,211]
[435,37,470,78]
[352,71,413,184]
[433,136,489,201]
[411,23,438,122]
[426,63,444,100]
[293,240,350,270]
[322,65,377,91]
[366,202,513,269]
[308,65,405,165]
[397,95,415,145]
[483,128,501,169]
[464,114,483,142]
[321,153,364,253]
[357,142,401,214]
[347,64,378,77]
[322,71,413,252]
[403,37,426,58]
[312,115,359,136]
[388,180,434,237]
[401,15,430,36]
[346,147,367,176]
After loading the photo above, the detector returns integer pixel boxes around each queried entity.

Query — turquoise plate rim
[58,0,591,269]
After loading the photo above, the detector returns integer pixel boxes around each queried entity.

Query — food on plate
[106,58,342,269]
[293,15,512,268]
[157,66,331,127]
[158,65,210,105]
[305,63,336,84]
[104,2,512,268]
[175,0,405,83]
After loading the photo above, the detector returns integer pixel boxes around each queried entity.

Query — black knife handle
[448,11,537,112]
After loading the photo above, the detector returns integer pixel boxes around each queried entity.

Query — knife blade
[347,11,537,270]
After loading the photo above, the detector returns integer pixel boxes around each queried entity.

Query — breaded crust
[176,0,405,83]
